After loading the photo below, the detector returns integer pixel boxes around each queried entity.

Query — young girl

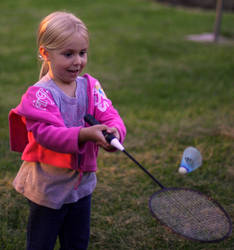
[9,11,126,250]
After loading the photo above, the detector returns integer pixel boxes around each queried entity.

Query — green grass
[0,0,234,249]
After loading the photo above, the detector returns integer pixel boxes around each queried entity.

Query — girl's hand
[79,125,120,150]
[105,127,120,140]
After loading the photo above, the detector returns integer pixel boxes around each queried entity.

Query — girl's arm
[26,119,116,153]
[26,119,81,153]
[91,79,126,145]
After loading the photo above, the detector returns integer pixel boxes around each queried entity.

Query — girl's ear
[39,46,49,61]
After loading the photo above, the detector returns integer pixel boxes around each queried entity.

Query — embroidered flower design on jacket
[93,81,110,112]
[33,88,55,110]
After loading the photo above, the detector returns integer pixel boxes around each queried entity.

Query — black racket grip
[84,114,116,144]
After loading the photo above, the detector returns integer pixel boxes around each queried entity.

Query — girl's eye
[80,50,87,57]
[63,52,73,57]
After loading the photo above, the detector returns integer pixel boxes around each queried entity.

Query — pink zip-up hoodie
[9,74,126,173]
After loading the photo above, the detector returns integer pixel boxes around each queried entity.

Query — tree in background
[158,0,233,42]
[214,0,223,42]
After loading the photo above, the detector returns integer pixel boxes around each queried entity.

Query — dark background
[157,0,234,11]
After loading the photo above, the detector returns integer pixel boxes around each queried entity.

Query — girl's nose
[74,55,81,65]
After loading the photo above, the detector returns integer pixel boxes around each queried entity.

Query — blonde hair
[37,11,89,79]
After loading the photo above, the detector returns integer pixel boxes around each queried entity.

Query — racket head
[149,187,232,243]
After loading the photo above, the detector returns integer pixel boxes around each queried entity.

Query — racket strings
[164,191,228,237]
[150,189,231,242]
[168,191,225,236]
[153,190,210,237]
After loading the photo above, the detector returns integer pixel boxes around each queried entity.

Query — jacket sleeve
[91,79,126,144]
[25,119,82,153]
[12,86,85,154]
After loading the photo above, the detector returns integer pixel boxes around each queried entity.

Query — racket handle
[84,114,125,151]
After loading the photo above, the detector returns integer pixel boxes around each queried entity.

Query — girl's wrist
[78,127,89,144]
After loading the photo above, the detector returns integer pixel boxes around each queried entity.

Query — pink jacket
[9,73,126,173]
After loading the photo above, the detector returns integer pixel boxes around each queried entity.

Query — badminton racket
[84,114,232,243]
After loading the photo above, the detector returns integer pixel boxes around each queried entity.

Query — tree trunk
[214,0,224,42]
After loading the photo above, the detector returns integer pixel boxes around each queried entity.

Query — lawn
[0,0,233,249]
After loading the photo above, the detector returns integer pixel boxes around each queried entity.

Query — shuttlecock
[179,147,202,174]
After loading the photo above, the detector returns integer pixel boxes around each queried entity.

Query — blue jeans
[26,195,91,250]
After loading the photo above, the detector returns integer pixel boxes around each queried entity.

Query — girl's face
[42,32,88,85]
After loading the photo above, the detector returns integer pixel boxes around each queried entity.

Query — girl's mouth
[67,69,80,77]
[68,69,79,73]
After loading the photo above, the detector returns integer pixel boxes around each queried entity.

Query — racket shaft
[123,150,165,189]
